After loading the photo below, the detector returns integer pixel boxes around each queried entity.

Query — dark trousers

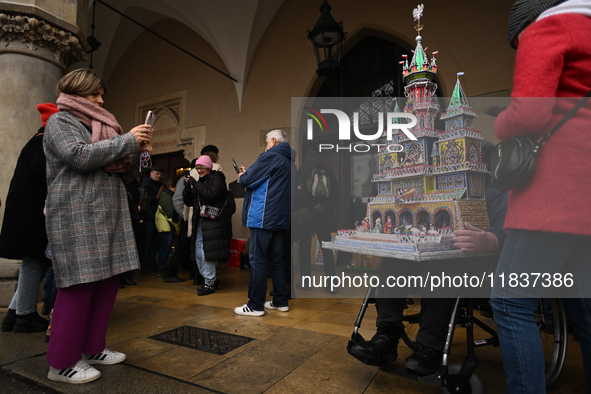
[144,220,159,267]
[247,228,288,311]
[375,297,456,352]
[375,257,457,352]
[282,229,292,286]
[298,220,336,278]
[167,220,190,277]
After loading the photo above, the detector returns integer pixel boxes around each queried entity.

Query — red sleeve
[495,16,572,141]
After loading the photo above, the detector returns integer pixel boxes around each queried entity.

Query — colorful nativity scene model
[331,5,490,258]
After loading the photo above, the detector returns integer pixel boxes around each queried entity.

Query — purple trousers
[46,275,119,369]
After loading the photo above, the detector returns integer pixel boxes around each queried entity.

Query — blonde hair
[56,69,107,97]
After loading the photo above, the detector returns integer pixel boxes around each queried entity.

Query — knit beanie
[200,145,219,155]
[37,103,59,127]
[195,155,213,169]
[507,0,567,48]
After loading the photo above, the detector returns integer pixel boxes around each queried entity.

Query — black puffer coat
[0,129,51,263]
[183,170,235,261]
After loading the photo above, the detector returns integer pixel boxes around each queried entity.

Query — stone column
[0,3,88,307]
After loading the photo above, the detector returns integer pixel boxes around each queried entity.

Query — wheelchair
[347,286,568,393]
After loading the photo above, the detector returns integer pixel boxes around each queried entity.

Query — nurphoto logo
[303,108,418,153]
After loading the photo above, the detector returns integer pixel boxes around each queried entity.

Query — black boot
[403,343,442,376]
[13,311,49,333]
[1,309,17,332]
[122,276,137,285]
[348,327,402,366]
[41,298,52,316]
[197,284,215,296]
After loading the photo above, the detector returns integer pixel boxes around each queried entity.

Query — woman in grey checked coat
[43,69,153,384]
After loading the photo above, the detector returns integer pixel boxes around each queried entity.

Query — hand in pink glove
[453,222,499,252]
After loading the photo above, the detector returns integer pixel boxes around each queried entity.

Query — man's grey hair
[266,129,288,144]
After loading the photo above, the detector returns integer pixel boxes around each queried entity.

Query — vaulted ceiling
[76,0,285,110]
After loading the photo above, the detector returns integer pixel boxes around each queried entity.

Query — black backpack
[138,187,151,213]
[306,167,330,198]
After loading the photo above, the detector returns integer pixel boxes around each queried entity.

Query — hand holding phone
[144,110,156,127]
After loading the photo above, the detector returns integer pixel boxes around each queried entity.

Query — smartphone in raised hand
[144,110,156,127]
[232,158,240,174]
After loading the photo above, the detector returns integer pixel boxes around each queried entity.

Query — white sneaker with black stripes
[264,301,289,312]
[47,360,101,384]
[82,347,126,365]
[234,304,265,316]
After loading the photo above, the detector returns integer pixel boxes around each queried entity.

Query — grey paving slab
[2,354,222,394]
[0,370,50,393]
[189,327,337,394]
[0,322,48,366]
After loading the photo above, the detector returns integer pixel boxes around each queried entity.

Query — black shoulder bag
[490,90,591,192]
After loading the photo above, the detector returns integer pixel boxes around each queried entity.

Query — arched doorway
[302,35,414,232]
[150,151,191,185]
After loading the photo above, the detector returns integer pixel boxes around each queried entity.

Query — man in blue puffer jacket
[234,129,292,316]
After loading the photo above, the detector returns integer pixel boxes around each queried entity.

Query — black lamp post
[307,0,347,77]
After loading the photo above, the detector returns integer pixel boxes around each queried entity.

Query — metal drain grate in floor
[149,326,255,355]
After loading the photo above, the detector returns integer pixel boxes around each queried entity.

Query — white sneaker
[47,360,101,384]
[264,301,289,312]
[82,347,126,365]
[234,304,265,316]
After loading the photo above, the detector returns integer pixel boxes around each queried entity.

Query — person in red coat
[490,1,591,392]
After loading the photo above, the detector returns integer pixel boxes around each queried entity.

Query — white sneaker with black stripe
[234,304,265,316]
[47,360,101,384]
[82,347,126,365]
[264,301,289,312]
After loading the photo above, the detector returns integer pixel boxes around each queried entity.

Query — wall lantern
[306,0,347,77]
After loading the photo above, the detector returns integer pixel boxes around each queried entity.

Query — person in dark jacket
[0,103,58,334]
[295,150,340,294]
[141,165,164,271]
[155,180,179,278]
[120,177,142,288]
[234,130,292,316]
[183,155,235,296]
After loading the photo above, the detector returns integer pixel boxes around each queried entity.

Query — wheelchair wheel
[401,303,420,350]
[440,363,483,394]
[536,298,568,386]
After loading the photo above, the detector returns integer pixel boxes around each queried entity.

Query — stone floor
[0,266,586,393]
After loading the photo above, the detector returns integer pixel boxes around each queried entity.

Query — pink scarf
[56,93,131,173]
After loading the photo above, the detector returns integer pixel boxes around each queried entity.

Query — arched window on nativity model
[434,208,452,231]
[371,210,383,233]
[399,209,413,228]
[384,210,396,234]
[416,209,432,231]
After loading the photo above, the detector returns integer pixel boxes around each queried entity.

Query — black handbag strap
[535,89,591,152]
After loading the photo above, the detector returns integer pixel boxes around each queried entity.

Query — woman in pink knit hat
[183,155,235,296]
